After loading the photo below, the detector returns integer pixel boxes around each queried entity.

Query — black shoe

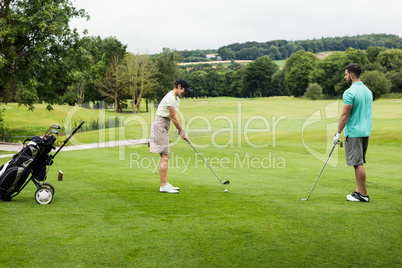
[346,192,369,202]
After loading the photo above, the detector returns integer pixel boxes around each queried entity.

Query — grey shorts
[345,136,369,166]
[149,116,171,155]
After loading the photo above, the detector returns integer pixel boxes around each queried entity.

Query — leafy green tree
[305,83,323,100]
[62,35,97,106]
[362,70,392,100]
[218,48,235,60]
[230,68,245,97]
[77,36,104,104]
[96,53,125,113]
[113,51,155,113]
[242,56,278,97]
[215,71,228,96]
[366,46,386,63]
[284,50,318,97]
[206,70,220,97]
[0,0,87,109]
[279,46,289,59]
[377,49,402,71]
[187,70,208,98]
[221,71,238,96]
[137,54,156,112]
[236,47,263,60]
[90,37,127,101]
[386,70,402,93]
[271,69,287,96]
[153,48,181,103]
[342,48,369,67]
[120,52,140,112]
[309,52,344,96]
[284,43,297,56]
[267,46,282,60]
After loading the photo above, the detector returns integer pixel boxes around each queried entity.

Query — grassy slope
[0,97,401,267]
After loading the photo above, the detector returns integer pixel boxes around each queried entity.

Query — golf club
[43,123,61,137]
[178,131,230,185]
[301,143,338,201]
[51,129,59,135]
[52,121,85,158]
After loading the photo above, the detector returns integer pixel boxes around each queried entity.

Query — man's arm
[337,104,353,133]
[168,106,187,140]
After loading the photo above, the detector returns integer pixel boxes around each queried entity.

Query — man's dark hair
[345,63,362,78]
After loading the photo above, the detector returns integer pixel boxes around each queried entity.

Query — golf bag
[0,121,84,204]
[0,135,56,202]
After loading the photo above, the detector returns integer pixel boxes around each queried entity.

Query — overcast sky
[69,0,402,54]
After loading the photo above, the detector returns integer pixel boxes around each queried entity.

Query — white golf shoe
[167,183,179,191]
[159,184,179,194]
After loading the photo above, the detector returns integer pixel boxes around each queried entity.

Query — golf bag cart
[0,121,85,204]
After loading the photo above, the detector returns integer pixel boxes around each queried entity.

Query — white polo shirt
[156,91,180,118]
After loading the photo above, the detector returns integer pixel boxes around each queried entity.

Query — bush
[362,70,392,100]
[386,70,402,93]
[305,83,323,100]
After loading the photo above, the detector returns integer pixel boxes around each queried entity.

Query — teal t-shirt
[343,81,373,137]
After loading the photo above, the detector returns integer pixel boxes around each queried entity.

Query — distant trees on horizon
[179,34,402,62]
[180,47,402,100]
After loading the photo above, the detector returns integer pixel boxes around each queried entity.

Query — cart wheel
[35,187,53,205]
[41,182,55,195]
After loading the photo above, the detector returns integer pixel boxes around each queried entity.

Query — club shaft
[305,144,336,200]
[52,121,85,158]
[186,140,224,184]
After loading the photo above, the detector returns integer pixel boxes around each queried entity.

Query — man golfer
[149,79,192,194]
[334,63,373,202]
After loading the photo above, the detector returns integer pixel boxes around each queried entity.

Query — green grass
[0,97,401,267]
[274,59,286,67]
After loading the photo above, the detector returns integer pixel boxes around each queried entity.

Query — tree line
[180,47,402,100]
[1,0,401,119]
[180,34,402,62]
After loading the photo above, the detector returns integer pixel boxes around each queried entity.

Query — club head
[50,123,61,129]
[50,130,59,135]
[223,180,230,185]
[301,198,308,201]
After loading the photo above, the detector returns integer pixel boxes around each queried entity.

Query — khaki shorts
[345,136,369,166]
[149,116,170,155]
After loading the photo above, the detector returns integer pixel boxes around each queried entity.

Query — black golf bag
[0,135,56,202]
[0,121,84,204]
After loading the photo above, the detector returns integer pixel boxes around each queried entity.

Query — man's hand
[333,132,341,146]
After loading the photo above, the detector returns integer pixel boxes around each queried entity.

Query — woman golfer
[149,79,192,193]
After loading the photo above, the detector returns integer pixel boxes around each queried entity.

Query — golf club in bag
[301,140,342,201]
[0,121,85,204]
[178,131,229,185]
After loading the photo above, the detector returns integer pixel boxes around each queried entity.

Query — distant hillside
[179,34,401,62]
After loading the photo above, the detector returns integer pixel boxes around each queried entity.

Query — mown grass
[0,97,401,267]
